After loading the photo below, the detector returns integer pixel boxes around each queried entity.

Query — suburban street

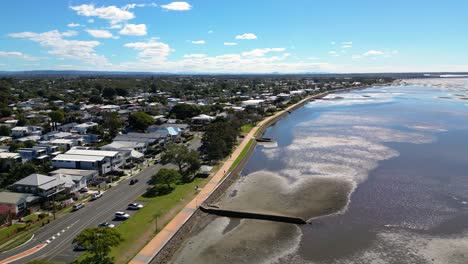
[0,163,163,264]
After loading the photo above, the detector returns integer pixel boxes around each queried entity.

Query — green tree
[169,104,201,120]
[89,95,103,104]
[102,87,116,99]
[49,110,65,130]
[160,143,201,180]
[73,227,122,264]
[201,120,239,161]
[101,112,122,137]
[128,112,154,132]
[0,125,10,136]
[151,168,180,189]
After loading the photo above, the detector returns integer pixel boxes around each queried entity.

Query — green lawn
[229,138,254,172]
[108,177,208,263]
[240,123,255,134]
[0,224,25,241]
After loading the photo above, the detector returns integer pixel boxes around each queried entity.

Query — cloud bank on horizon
[1,0,467,73]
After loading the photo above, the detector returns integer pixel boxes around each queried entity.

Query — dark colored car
[129,179,139,185]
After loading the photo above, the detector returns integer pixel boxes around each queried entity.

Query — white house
[52,154,111,175]
[65,148,124,169]
[72,122,98,134]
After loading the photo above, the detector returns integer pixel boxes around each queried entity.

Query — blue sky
[0,0,467,73]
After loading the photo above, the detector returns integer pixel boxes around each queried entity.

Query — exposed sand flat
[217,171,352,220]
[170,217,302,264]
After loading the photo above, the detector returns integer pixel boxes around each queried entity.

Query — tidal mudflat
[169,79,468,264]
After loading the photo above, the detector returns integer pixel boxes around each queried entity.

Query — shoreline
[142,84,380,264]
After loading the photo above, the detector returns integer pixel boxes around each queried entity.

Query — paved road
[0,163,163,264]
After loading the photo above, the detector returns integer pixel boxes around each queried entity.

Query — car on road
[74,243,87,251]
[79,187,88,193]
[91,192,102,200]
[127,203,143,210]
[72,203,84,211]
[129,179,139,185]
[115,211,130,220]
[98,222,115,228]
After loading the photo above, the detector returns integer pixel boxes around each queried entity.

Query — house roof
[101,141,145,150]
[66,149,119,157]
[53,154,106,162]
[0,152,20,159]
[14,173,56,187]
[50,169,97,177]
[0,192,36,205]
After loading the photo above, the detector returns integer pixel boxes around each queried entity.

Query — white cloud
[0,51,36,60]
[342,41,353,45]
[67,23,81,28]
[183,54,207,58]
[9,30,109,65]
[191,40,206,44]
[363,50,384,56]
[342,45,352,48]
[242,48,285,57]
[119,24,147,36]
[70,4,135,24]
[86,29,115,39]
[329,51,337,54]
[87,19,94,23]
[161,2,192,11]
[124,40,172,60]
[235,33,257,40]
[224,42,238,46]
[208,30,214,34]
[331,41,336,45]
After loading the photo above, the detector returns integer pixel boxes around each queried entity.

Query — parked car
[115,211,130,220]
[127,203,143,210]
[129,179,139,185]
[74,243,87,251]
[91,192,102,200]
[98,222,115,228]
[79,187,88,193]
[72,203,84,211]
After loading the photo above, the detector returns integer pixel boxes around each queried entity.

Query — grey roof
[0,192,36,204]
[50,169,98,177]
[160,123,189,129]
[14,173,55,187]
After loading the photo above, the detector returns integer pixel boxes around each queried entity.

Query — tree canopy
[73,227,122,264]
[201,119,239,161]
[169,104,201,120]
[160,143,201,180]
[151,168,180,189]
[128,111,154,132]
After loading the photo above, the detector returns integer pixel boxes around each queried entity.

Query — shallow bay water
[170,80,468,264]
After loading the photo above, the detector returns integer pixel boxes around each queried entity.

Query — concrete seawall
[199,205,308,224]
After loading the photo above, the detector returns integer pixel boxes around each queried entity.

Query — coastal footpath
[130,87,370,264]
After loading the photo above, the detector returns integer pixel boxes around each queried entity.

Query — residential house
[49,169,98,182]
[52,154,110,175]
[71,122,98,134]
[11,173,65,198]
[0,152,22,170]
[52,174,87,194]
[0,192,39,215]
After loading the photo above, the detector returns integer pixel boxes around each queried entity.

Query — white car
[91,193,102,200]
[115,211,130,220]
[127,203,143,210]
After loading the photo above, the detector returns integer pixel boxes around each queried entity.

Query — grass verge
[105,177,208,264]
[228,138,254,172]
[240,123,255,134]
